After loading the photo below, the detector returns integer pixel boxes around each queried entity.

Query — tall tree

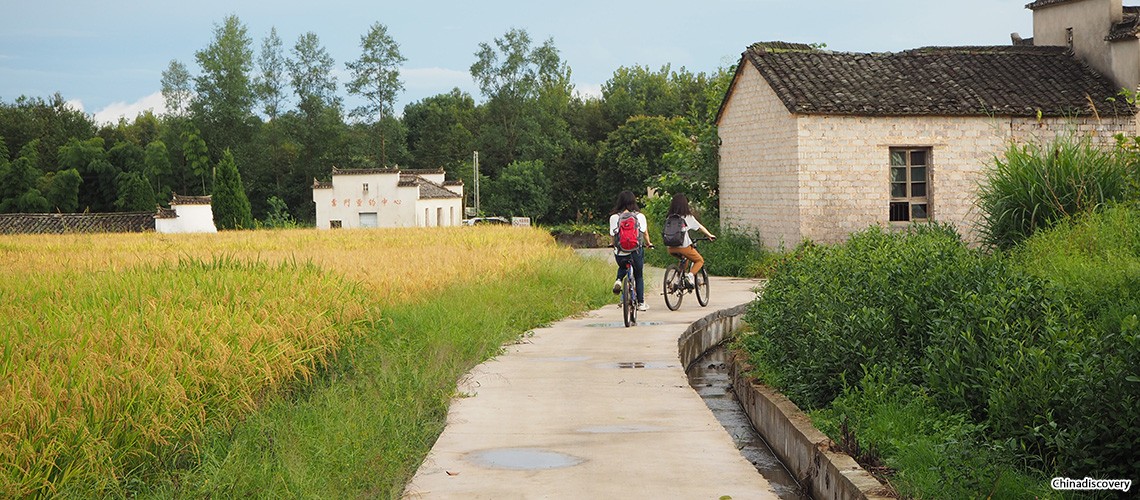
[594,116,681,212]
[0,94,96,174]
[346,22,406,165]
[192,14,255,156]
[58,136,118,212]
[0,140,49,213]
[212,148,253,229]
[42,168,82,212]
[403,88,476,172]
[181,126,210,194]
[254,27,289,121]
[287,32,340,115]
[161,60,193,117]
[469,28,571,173]
[145,140,173,203]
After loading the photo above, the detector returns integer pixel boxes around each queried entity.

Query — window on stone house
[889,148,930,222]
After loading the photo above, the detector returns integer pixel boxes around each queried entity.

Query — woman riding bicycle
[664,193,716,288]
[610,190,653,311]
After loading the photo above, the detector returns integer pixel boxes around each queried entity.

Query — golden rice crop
[0,226,574,496]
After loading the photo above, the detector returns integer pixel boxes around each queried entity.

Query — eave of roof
[729,42,1133,118]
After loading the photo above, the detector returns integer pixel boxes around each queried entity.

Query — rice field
[0,226,593,497]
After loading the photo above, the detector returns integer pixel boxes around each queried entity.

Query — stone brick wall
[719,63,1137,247]
[717,64,802,248]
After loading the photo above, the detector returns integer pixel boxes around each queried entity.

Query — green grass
[139,253,615,498]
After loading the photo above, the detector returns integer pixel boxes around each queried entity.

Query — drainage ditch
[687,345,809,500]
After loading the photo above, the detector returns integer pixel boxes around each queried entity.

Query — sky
[1,0,1035,124]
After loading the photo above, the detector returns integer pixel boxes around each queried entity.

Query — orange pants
[667,246,704,276]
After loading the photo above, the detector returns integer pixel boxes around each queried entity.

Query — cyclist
[610,190,653,311]
[664,193,716,289]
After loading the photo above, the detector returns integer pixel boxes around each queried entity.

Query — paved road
[403,261,778,499]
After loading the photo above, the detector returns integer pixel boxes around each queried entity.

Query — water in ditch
[687,345,810,500]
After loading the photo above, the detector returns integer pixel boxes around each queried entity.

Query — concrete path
[403,264,778,499]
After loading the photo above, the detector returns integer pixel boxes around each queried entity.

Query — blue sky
[1,0,1033,123]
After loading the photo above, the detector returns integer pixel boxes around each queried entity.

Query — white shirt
[609,211,648,255]
[678,215,702,247]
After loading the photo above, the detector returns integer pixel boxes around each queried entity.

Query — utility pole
[473,150,480,215]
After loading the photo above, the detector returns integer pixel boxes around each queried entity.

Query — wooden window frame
[889,147,931,223]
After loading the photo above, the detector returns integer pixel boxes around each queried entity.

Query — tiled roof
[313,179,332,189]
[737,43,1132,118]
[156,207,177,219]
[1025,0,1079,9]
[405,176,461,199]
[0,212,156,234]
[444,180,463,186]
[1107,6,1140,41]
[400,168,445,175]
[171,194,212,205]
[331,167,399,176]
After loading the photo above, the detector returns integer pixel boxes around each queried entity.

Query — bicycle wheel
[663,263,683,311]
[695,267,710,307]
[622,275,635,327]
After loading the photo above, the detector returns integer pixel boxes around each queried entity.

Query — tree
[346,22,405,123]
[192,14,255,156]
[287,32,340,115]
[59,136,118,212]
[43,168,82,212]
[145,140,173,203]
[254,27,289,120]
[161,60,193,117]
[212,148,253,229]
[403,89,476,172]
[594,116,681,212]
[485,160,551,220]
[0,94,96,174]
[114,171,156,212]
[346,22,406,165]
[181,125,210,194]
[0,140,49,213]
[469,28,571,172]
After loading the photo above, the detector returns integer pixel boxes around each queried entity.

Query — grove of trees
[0,15,733,227]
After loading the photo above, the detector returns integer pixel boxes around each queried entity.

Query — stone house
[312,167,464,229]
[717,1,1140,247]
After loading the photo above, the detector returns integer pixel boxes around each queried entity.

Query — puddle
[594,361,677,370]
[465,447,584,470]
[687,346,809,500]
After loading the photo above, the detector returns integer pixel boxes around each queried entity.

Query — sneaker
[686,273,697,290]
[612,280,622,294]
[637,302,649,311]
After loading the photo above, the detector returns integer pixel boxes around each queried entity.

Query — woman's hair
[611,190,639,214]
[668,193,692,217]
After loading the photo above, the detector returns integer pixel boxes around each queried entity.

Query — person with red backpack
[609,190,654,311]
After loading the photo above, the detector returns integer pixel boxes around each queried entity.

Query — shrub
[976,136,1131,250]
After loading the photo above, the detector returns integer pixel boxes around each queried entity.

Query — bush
[641,195,774,277]
[977,136,1131,250]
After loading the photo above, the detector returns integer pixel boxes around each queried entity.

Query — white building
[154,194,218,234]
[312,168,464,229]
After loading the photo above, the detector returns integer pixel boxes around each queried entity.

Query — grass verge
[139,252,615,498]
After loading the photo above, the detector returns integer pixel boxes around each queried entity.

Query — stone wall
[718,63,802,248]
[719,63,1137,247]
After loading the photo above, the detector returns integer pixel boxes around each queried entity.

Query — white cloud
[93,92,166,124]
[575,83,603,101]
[65,98,85,113]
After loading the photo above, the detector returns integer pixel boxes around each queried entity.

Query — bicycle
[613,244,652,327]
[662,237,711,311]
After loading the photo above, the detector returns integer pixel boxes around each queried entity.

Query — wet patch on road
[464,448,584,470]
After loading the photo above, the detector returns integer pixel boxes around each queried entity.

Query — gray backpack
[662,214,685,247]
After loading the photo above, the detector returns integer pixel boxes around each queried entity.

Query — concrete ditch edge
[677,304,894,500]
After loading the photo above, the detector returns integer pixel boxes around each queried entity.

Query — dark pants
[614,248,645,304]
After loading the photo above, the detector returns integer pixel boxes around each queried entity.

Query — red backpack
[615,212,642,252]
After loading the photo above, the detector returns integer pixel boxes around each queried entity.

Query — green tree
[601,65,677,128]
[403,89,476,172]
[58,136,118,212]
[595,116,681,211]
[485,159,552,220]
[0,94,96,174]
[0,140,50,213]
[181,125,211,194]
[192,14,255,156]
[288,32,341,115]
[145,140,173,203]
[254,27,289,120]
[42,168,82,212]
[469,28,571,172]
[161,60,193,118]
[114,171,156,212]
[212,148,253,229]
[346,22,406,165]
